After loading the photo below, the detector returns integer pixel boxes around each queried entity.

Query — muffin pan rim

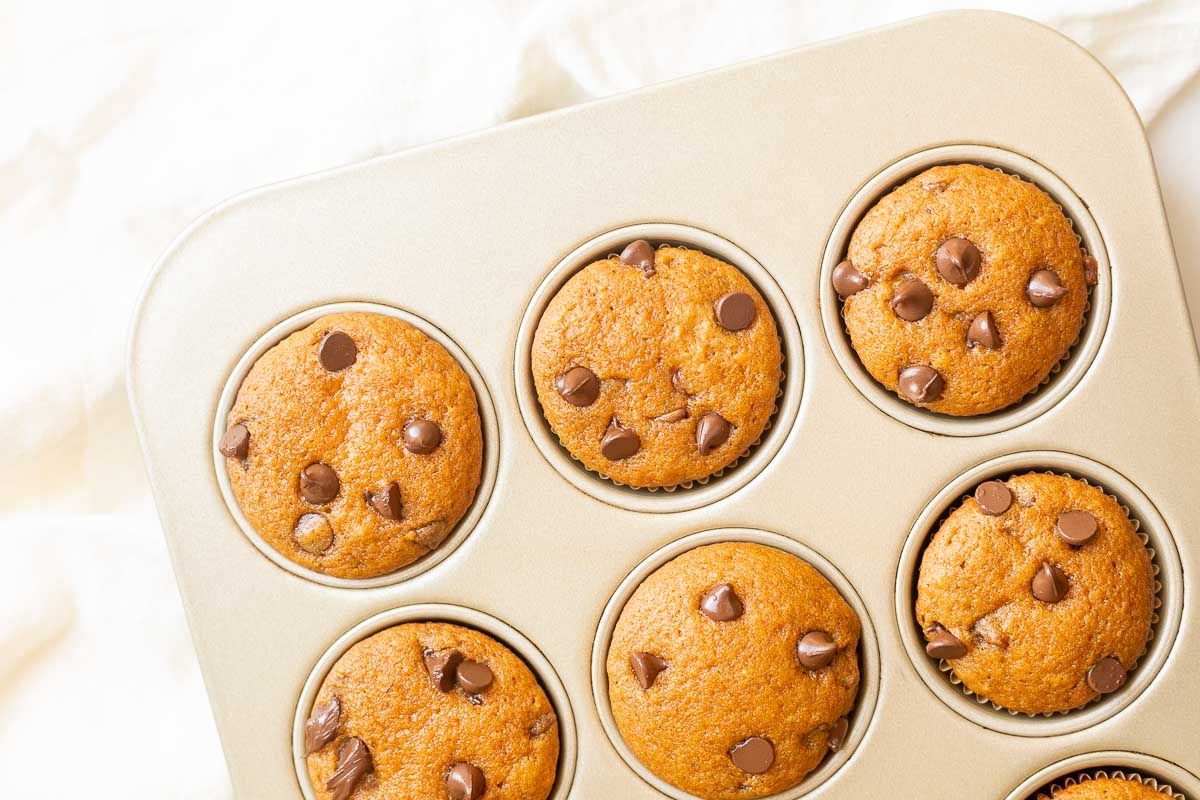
[591,527,882,800]
[514,223,805,513]
[818,144,1112,437]
[291,603,578,800]
[894,450,1184,737]
[212,301,501,589]
[1004,750,1200,800]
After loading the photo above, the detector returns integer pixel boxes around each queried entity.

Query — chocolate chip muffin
[219,312,483,579]
[304,622,559,800]
[916,472,1154,714]
[607,542,860,799]
[1039,777,1174,799]
[532,242,783,488]
[835,164,1093,415]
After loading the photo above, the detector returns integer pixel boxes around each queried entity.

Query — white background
[1,1,1198,796]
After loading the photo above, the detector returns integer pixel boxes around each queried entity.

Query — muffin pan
[127,11,1200,800]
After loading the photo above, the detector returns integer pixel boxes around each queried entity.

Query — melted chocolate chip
[700,583,743,621]
[890,279,933,321]
[832,260,870,298]
[924,624,967,659]
[319,331,358,372]
[455,660,494,694]
[897,365,944,404]
[446,762,486,800]
[714,292,757,331]
[797,631,838,670]
[218,423,250,459]
[1031,562,1069,603]
[1056,510,1098,546]
[554,366,600,407]
[326,737,372,800]
[1083,254,1099,285]
[423,649,464,692]
[1027,269,1068,307]
[966,311,1001,350]
[300,462,340,504]
[403,419,443,454]
[1087,657,1127,694]
[729,737,774,774]
[630,651,667,690]
[600,421,640,460]
[975,481,1013,516]
[367,483,402,520]
[827,717,849,752]
[304,696,341,754]
[935,238,982,286]
[620,240,656,276]
[695,412,731,456]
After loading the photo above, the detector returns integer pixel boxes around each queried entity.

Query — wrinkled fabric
[2,1,1198,796]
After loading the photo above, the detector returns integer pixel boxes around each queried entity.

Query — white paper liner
[836,162,1097,417]
[1036,768,1185,799]
[924,470,1163,718]
[551,241,787,493]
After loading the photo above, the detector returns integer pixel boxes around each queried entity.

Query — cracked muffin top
[532,242,782,488]
[219,311,482,579]
[303,622,558,800]
[835,163,1093,416]
[916,472,1154,714]
[607,542,860,799]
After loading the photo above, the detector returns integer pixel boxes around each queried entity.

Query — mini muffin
[1039,776,1174,799]
[608,542,860,799]
[532,242,783,488]
[916,472,1154,714]
[219,312,483,579]
[303,622,559,800]
[835,163,1093,415]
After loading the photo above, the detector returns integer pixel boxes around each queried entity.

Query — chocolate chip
[319,331,357,372]
[218,423,250,459]
[403,419,442,454]
[975,481,1012,516]
[890,279,933,321]
[1031,562,1069,603]
[1083,254,1099,285]
[935,238,982,286]
[924,624,967,659]
[630,651,667,689]
[367,482,402,520]
[446,762,486,800]
[695,412,731,456]
[729,737,774,774]
[326,737,372,800]
[456,660,493,693]
[966,311,1001,350]
[796,631,838,670]
[714,292,757,331]
[827,717,849,752]
[554,366,600,407]
[304,696,341,754]
[1087,656,1127,694]
[1027,269,1068,307]
[700,582,743,621]
[1056,510,1098,546]
[600,420,640,460]
[897,365,944,404]
[530,713,556,737]
[653,407,688,423]
[620,239,656,276]
[832,260,869,298]
[300,462,339,504]
[294,513,335,555]
[413,520,449,550]
[423,649,463,692]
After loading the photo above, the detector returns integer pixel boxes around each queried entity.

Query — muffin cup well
[819,144,1111,437]
[895,451,1183,736]
[515,224,804,514]
[293,604,577,800]
[591,528,881,800]
[1005,751,1200,800]
[213,301,500,589]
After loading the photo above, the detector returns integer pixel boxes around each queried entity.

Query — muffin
[303,622,559,800]
[219,311,483,579]
[532,242,783,488]
[916,472,1154,714]
[607,542,860,799]
[1039,776,1174,799]
[835,163,1093,415]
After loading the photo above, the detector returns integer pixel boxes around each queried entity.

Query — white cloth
[2,1,1198,796]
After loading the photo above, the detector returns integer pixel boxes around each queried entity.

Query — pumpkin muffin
[219,311,483,579]
[834,163,1093,415]
[916,472,1154,714]
[532,242,782,488]
[303,622,559,800]
[607,542,860,799]
[1038,776,1174,799]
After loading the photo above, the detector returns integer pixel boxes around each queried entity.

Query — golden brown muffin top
[532,244,782,488]
[305,622,558,800]
[917,472,1154,714]
[1043,776,1174,799]
[222,312,483,579]
[838,163,1090,416]
[608,542,860,799]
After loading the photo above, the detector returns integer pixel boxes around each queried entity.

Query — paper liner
[836,162,1097,417]
[923,470,1163,718]
[550,241,787,493]
[1035,768,1185,799]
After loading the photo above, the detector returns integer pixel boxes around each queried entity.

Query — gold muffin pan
[127,11,1200,800]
